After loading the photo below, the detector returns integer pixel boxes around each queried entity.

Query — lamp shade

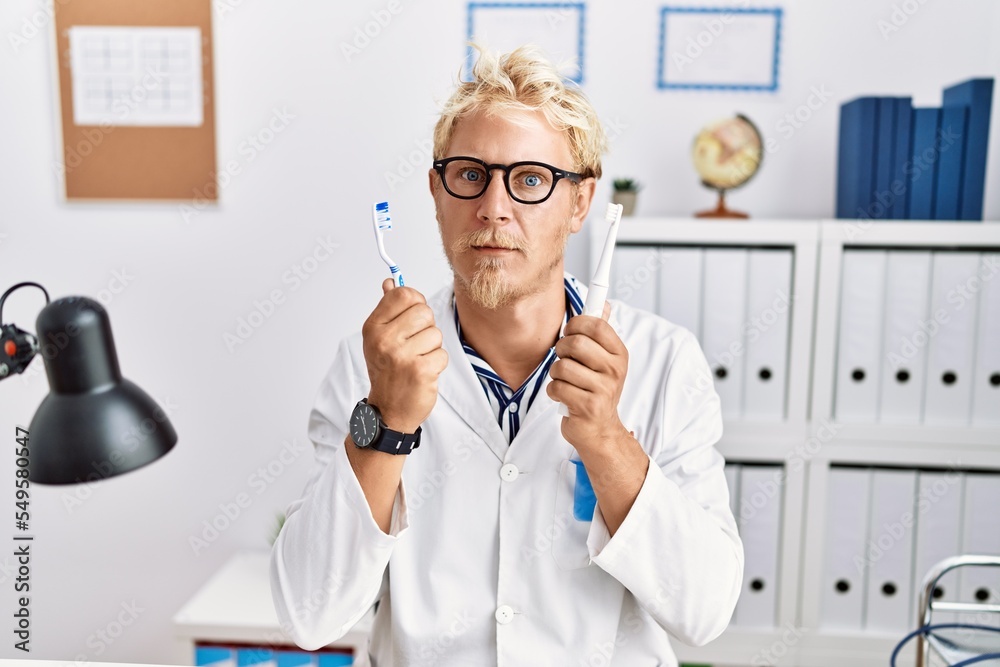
[27,297,176,485]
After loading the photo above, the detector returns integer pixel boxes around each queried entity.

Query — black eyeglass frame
[432,156,585,205]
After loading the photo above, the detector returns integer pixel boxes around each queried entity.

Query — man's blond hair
[432,44,607,180]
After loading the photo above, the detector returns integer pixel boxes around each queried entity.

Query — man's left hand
[547,301,630,452]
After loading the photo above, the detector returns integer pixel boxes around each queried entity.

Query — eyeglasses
[432,156,584,205]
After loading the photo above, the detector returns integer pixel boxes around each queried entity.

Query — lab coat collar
[430,272,621,462]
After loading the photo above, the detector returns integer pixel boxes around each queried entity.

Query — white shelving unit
[799,220,1000,667]
[172,551,371,664]
[592,217,1000,667]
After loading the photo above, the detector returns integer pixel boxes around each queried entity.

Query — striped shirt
[453,275,585,443]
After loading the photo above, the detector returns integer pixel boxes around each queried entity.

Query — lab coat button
[500,464,519,482]
[495,605,514,624]
[508,402,519,413]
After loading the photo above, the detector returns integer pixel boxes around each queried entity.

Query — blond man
[271,45,743,666]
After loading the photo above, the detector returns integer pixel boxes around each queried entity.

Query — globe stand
[696,189,748,219]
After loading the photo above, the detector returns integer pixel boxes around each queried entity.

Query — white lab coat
[270,274,743,666]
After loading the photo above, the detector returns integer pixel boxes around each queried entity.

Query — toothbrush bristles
[606,202,622,222]
[374,201,392,229]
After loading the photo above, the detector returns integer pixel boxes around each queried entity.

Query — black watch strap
[371,425,422,455]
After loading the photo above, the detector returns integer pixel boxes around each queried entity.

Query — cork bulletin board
[53,0,217,201]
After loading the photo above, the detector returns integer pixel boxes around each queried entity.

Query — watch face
[350,402,379,448]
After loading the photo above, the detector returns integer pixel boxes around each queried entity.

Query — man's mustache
[453,229,526,254]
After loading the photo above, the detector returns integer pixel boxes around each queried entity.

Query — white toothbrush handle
[583,283,608,318]
[390,265,404,287]
[558,283,610,417]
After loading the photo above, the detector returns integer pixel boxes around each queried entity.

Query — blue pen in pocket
[570,459,596,521]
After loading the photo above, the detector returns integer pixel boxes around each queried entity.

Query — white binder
[923,252,980,426]
[912,471,965,625]
[657,247,704,339]
[879,252,932,424]
[742,249,793,421]
[702,248,749,420]
[864,469,917,634]
[611,246,659,312]
[820,467,872,631]
[835,250,888,422]
[733,465,781,628]
[958,473,1000,627]
[724,462,742,625]
[724,462,742,522]
[972,252,1000,426]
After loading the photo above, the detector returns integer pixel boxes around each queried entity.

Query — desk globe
[691,114,763,219]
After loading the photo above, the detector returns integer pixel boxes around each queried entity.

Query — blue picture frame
[466,2,587,84]
[657,6,782,91]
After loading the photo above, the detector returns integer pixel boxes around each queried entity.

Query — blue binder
[238,648,275,666]
[196,647,236,667]
[873,98,898,219]
[837,97,879,218]
[942,78,994,220]
[890,97,913,219]
[932,105,969,221]
[276,652,315,667]
[907,108,941,220]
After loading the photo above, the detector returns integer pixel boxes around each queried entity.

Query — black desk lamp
[1,282,177,485]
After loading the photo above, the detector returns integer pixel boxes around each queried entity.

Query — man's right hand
[361,278,449,434]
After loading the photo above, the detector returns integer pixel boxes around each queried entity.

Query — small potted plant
[612,178,641,216]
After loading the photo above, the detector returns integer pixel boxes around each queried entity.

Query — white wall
[0,0,997,662]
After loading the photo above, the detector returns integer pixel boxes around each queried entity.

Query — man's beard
[443,220,572,310]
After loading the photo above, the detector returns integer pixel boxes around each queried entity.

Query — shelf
[611,217,819,247]
[674,626,919,667]
[714,421,810,463]
[673,626,805,666]
[821,219,1000,248]
[172,550,372,652]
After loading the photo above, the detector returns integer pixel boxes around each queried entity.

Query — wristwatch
[349,398,421,454]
